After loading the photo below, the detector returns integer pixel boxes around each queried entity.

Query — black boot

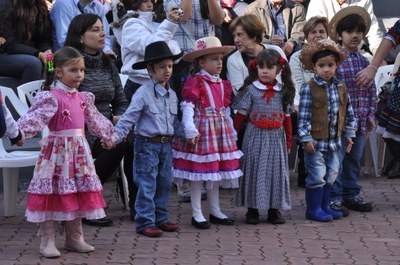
[267,209,285,224]
[387,161,400,179]
[383,138,400,179]
[245,208,260,225]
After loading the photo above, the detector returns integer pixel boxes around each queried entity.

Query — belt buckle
[160,136,168,143]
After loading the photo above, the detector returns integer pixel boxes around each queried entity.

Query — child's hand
[366,118,376,135]
[304,141,315,154]
[187,134,200,145]
[345,137,354,153]
[0,37,5,45]
[15,139,24,146]
[101,140,116,150]
[167,8,181,22]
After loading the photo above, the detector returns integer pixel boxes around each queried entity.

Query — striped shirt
[298,75,357,152]
[336,50,376,134]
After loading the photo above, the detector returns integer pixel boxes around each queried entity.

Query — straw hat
[300,39,347,71]
[182,36,235,62]
[132,41,183,69]
[329,6,371,43]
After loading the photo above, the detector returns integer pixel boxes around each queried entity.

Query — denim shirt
[114,79,184,142]
[50,0,112,52]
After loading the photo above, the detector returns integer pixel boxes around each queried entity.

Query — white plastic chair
[0,86,40,216]
[16,80,44,108]
[119,73,129,88]
[16,80,49,137]
[375,64,394,95]
[361,65,394,177]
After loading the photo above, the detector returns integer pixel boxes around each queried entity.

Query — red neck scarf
[259,79,277,104]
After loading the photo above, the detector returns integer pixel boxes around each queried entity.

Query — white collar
[52,81,78,93]
[252,80,282,91]
[200,70,221,83]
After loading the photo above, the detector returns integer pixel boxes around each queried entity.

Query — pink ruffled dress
[172,72,242,183]
[18,85,115,223]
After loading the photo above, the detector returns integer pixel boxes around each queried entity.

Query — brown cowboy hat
[300,39,347,71]
[329,6,371,43]
[182,36,235,62]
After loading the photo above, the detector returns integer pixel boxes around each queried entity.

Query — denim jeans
[331,131,366,202]
[304,150,340,189]
[0,53,43,83]
[133,138,173,232]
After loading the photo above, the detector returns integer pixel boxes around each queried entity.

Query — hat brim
[329,6,371,42]
[300,42,347,71]
[132,51,184,69]
[182,46,235,62]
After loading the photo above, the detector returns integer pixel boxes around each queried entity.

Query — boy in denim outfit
[114,41,184,237]
[298,39,357,222]
[328,6,376,214]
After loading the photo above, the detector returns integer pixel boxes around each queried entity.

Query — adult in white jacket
[113,0,182,100]
[306,0,383,55]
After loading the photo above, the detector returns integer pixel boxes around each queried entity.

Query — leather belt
[134,135,171,143]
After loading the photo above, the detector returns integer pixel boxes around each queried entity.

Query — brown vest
[309,79,348,139]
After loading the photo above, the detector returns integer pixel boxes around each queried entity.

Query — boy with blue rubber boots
[298,39,357,222]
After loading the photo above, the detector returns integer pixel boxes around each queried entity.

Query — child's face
[139,0,153,12]
[314,55,338,82]
[56,58,85,88]
[257,64,279,84]
[148,59,173,85]
[339,29,364,51]
[198,53,224,76]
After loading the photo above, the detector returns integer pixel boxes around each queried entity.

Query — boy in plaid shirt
[298,39,357,222]
[328,6,377,214]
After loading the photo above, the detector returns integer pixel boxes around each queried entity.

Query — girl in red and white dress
[18,47,115,258]
[173,37,242,229]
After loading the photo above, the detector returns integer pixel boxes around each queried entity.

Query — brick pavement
[1,173,400,265]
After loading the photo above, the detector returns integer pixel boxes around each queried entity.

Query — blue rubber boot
[321,184,343,219]
[305,188,332,222]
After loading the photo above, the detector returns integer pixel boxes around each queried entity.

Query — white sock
[191,181,206,222]
[208,182,228,219]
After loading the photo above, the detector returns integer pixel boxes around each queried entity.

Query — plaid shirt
[164,0,219,52]
[336,50,376,134]
[298,75,357,152]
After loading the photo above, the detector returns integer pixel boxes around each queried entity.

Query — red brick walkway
[1,173,400,265]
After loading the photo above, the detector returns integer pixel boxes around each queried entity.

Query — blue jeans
[304,150,340,189]
[331,131,366,202]
[133,138,173,232]
[0,53,43,83]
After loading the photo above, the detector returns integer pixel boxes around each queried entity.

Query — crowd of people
[1,0,400,259]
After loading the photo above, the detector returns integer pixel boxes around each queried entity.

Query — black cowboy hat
[132,41,184,70]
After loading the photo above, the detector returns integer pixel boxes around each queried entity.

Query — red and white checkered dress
[173,73,242,182]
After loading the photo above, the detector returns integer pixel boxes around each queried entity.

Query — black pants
[92,139,128,184]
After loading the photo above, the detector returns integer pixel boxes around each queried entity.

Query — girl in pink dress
[18,47,115,258]
[173,37,243,229]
